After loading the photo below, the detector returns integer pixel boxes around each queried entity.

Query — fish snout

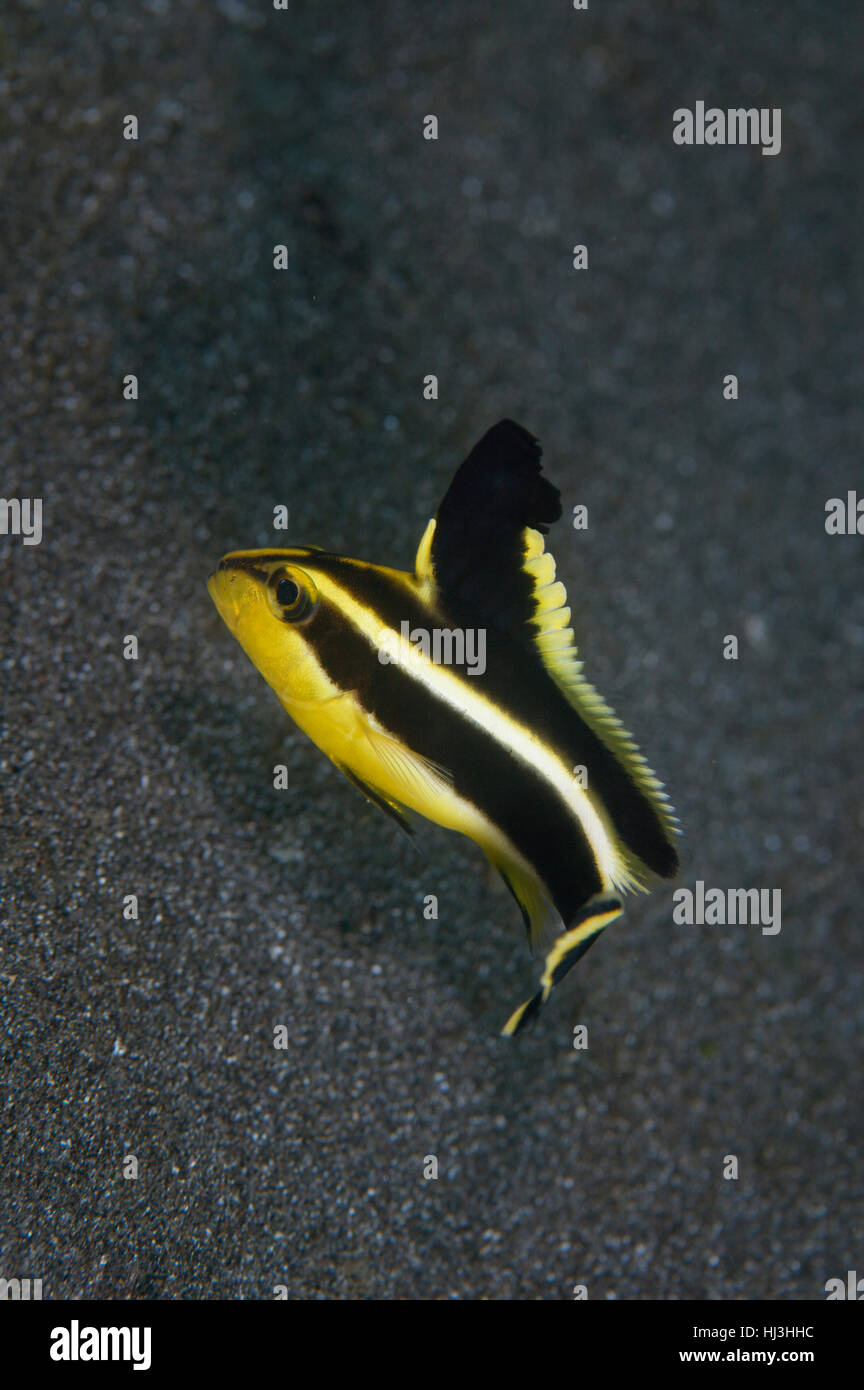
[207,562,248,629]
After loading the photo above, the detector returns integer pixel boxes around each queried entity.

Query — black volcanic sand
[1,1,862,1299]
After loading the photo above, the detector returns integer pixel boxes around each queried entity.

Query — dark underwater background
[1,0,861,1298]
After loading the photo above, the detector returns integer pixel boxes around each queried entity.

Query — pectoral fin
[332,708,455,840]
[334,762,416,839]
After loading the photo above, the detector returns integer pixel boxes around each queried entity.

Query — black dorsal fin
[423,419,561,641]
[413,419,680,889]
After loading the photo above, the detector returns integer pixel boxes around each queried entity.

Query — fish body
[209,421,679,1033]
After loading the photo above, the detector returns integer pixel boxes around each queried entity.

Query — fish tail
[500,896,623,1037]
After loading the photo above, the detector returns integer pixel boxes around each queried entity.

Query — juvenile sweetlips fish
[209,420,679,1034]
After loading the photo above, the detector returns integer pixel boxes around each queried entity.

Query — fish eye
[267,567,317,623]
[276,577,299,607]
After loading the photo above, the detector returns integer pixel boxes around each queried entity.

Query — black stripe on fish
[304,591,606,921]
[302,556,677,882]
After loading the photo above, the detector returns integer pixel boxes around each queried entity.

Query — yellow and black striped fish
[208,420,679,1035]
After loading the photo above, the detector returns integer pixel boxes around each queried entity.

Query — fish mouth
[208,565,246,630]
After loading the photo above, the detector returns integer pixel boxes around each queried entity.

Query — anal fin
[495,860,563,955]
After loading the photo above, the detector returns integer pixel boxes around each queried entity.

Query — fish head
[208,548,333,706]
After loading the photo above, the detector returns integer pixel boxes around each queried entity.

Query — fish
[208,420,679,1035]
